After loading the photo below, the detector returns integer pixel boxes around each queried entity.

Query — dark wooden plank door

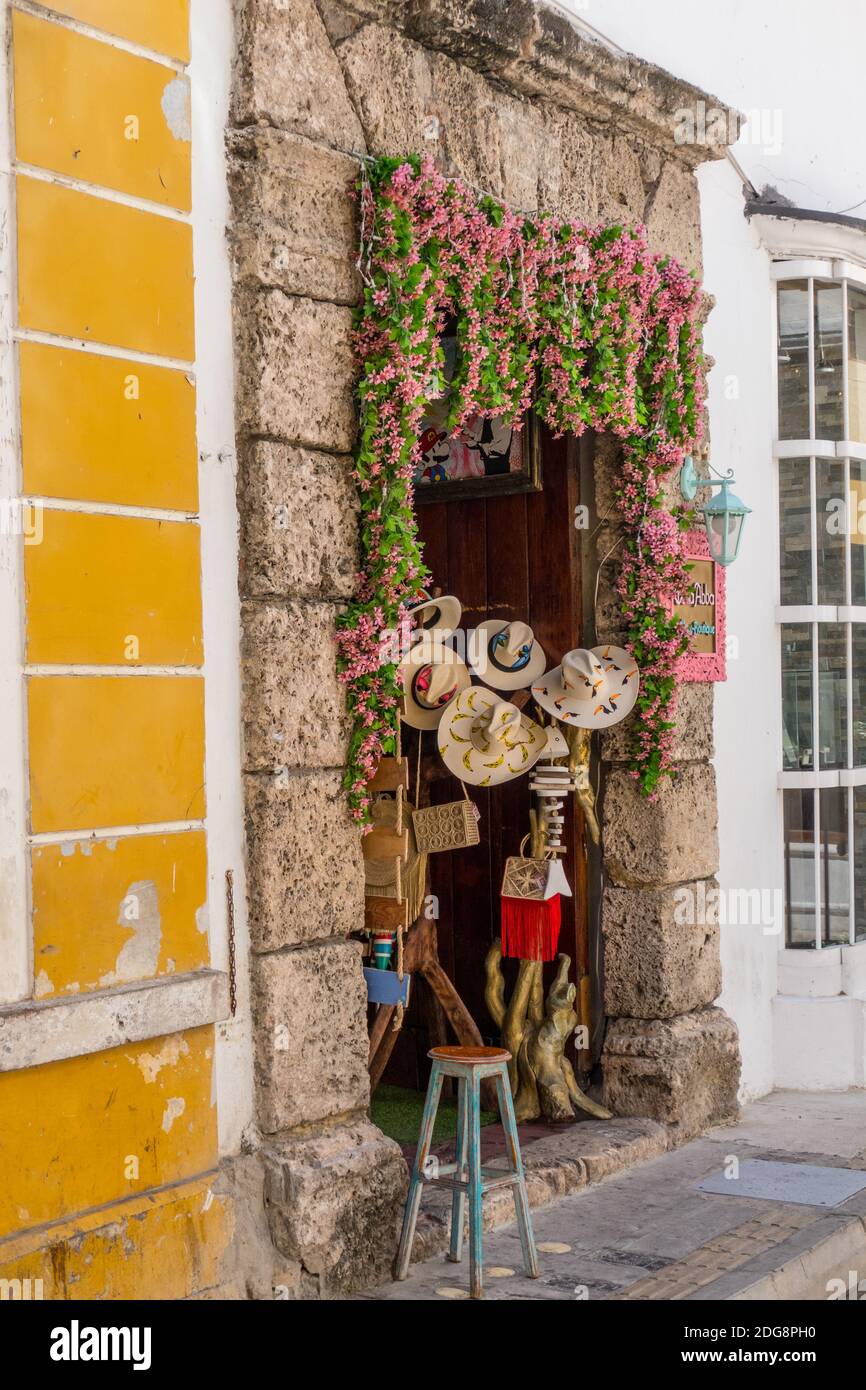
[385,430,590,1089]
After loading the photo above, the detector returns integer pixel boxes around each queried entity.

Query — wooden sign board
[673,530,726,682]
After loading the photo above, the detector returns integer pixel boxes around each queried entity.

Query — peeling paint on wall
[134,1033,190,1085]
[98,880,161,988]
[34,969,53,999]
[161,76,191,142]
[161,1096,186,1133]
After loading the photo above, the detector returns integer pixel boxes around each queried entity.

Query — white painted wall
[190,0,256,1155]
[560,0,866,217]
[554,0,866,1095]
[698,156,781,1099]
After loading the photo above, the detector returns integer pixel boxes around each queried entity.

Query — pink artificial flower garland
[338,156,704,824]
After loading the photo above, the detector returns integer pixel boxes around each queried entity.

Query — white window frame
[774,255,866,948]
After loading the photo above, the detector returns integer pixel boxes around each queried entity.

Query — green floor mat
[371,1084,498,1148]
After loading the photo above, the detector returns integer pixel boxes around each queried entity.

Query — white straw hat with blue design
[467,618,546,691]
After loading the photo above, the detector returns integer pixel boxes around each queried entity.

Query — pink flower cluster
[339,156,705,821]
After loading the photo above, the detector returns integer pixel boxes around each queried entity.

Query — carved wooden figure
[484,944,611,1122]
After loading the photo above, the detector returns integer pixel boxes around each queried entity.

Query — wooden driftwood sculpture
[563,724,601,846]
[484,943,611,1123]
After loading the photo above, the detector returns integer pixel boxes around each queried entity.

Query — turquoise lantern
[680,458,751,567]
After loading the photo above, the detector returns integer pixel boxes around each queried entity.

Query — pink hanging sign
[674,530,727,682]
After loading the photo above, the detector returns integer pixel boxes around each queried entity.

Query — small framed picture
[414,326,542,503]
[673,529,727,682]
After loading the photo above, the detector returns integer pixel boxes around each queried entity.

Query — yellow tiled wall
[0,1,226,1301]
[32,832,209,997]
[0,1027,217,1239]
[20,340,198,509]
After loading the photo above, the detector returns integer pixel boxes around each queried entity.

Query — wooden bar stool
[395,1045,539,1299]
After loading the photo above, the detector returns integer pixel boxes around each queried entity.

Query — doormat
[698,1158,866,1207]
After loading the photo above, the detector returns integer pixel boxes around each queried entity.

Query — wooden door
[385,430,592,1091]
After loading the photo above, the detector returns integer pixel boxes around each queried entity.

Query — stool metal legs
[467,1073,484,1297]
[395,1067,443,1281]
[495,1069,539,1280]
[448,1073,468,1265]
[395,1057,538,1298]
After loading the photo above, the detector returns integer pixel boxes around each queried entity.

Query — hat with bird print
[531,646,639,729]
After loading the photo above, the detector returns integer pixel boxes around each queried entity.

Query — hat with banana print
[437,686,546,787]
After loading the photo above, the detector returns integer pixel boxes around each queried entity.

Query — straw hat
[468,619,546,691]
[406,591,462,644]
[399,638,471,730]
[438,686,547,787]
[531,645,639,730]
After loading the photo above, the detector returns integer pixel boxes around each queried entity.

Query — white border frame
[190,0,254,1156]
[0,0,30,1004]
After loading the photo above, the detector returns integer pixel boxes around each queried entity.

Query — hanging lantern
[680,458,751,567]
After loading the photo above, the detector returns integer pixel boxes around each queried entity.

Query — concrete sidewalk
[363,1091,866,1301]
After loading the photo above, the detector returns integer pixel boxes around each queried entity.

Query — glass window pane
[854,786,866,943]
[779,457,812,604]
[850,459,866,604]
[848,286,866,444]
[814,281,843,440]
[820,787,850,945]
[818,622,847,769]
[781,624,814,770]
[777,280,809,438]
[853,625,866,767]
[816,457,846,604]
[784,788,816,947]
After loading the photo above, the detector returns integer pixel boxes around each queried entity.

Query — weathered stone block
[596,133,647,226]
[316,0,366,45]
[603,1007,740,1134]
[537,107,599,224]
[239,441,359,600]
[244,769,364,952]
[337,22,551,208]
[252,940,369,1132]
[524,5,737,166]
[645,159,702,275]
[603,762,719,887]
[591,432,625,524]
[263,1118,407,1293]
[337,0,739,166]
[603,881,721,1018]
[232,0,366,149]
[593,559,627,647]
[235,290,356,452]
[601,681,714,765]
[345,0,534,70]
[228,130,360,305]
[241,600,350,769]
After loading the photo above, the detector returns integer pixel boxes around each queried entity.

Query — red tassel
[501,894,561,961]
